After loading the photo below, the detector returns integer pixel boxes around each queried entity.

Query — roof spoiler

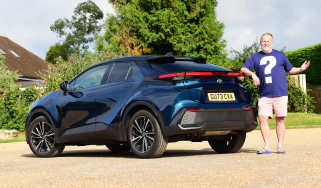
[148,56,207,64]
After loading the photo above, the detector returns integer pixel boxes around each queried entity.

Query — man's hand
[251,72,260,86]
[289,60,311,74]
[240,67,260,86]
[300,60,310,71]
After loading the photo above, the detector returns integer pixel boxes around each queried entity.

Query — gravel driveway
[1,128,321,188]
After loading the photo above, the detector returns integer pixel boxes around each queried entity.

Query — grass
[261,112,321,129]
[0,132,25,143]
[1,112,321,143]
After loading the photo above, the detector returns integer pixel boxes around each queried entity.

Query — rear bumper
[164,107,257,137]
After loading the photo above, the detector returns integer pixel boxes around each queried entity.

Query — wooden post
[289,74,306,94]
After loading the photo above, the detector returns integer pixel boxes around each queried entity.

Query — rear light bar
[187,108,201,112]
[158,71,243,79]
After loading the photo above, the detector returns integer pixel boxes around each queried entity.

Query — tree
[102,0,226,65]
[48,0,104,63]
[45,43,70,64]
[229,40,260,71]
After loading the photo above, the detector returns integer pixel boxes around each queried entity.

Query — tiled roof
[0,36,48,79]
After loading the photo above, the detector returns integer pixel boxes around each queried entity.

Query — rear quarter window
[107,62,132,83]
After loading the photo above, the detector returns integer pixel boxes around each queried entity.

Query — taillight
[187,108,201,112]
[158,71,243,79]
[158,72,185,79]
[185,72,214,76]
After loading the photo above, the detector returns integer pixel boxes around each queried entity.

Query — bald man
[241,33,310,154]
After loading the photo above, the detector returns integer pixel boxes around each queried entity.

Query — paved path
[1,128,321,188]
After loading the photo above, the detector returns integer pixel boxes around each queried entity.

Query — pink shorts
[258,96,288,117]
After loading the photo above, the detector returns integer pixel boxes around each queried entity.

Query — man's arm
[240,67,260,86]
[288,60,310,74]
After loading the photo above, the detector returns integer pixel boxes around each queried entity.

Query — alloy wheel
[130,115,156,153]
[30,121,55,154]
[27,116,60,157]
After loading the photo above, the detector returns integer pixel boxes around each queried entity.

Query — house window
[9,49,20,57]
[0,48,6,55]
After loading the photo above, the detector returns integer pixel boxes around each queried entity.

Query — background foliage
[42,51,115,93]
[46,0,104,64]
[0,55,41,130]
[285,43,321,84]
[0,54,19,93]
[102,0,227,66]
[0,86,41,131]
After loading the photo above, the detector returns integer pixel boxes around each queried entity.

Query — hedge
[286,43,321,84]
[0,86,41,131]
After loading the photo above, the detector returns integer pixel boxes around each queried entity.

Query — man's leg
[258,97,273,151]
[258,115,271,151]
[273,96,288,153]
[276,117,285,149]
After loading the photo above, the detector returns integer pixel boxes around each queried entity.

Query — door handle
[69,91,83,98]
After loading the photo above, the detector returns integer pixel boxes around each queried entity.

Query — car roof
[103,56,159,63]
[100,56,207,64]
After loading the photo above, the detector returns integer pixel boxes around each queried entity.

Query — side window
[71,64,109,90]
[108,62,132,83]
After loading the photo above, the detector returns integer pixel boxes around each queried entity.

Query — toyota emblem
[217,79,223,84]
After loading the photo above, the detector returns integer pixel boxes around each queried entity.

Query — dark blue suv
[26,56,257,158]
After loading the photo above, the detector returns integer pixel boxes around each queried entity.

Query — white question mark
[260,56,276,84]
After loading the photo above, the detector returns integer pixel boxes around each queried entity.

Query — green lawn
[1,112,321,143]
[262,112,321,129]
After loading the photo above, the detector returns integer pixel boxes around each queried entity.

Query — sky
[0,0,320,59]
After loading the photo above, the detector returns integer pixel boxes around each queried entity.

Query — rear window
[150,61,229,74]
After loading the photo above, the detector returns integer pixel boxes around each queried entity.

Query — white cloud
[0,0,114,59]
[217,0,321,52]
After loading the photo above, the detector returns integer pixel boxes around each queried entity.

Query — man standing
[241,33,310,154]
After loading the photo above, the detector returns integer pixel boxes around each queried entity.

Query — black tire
[26,116,60,157]
[128,110,167,158]
[106,143,130,153]
[208,132,246,153]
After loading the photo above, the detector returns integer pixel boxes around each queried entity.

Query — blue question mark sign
[260,56,276,84]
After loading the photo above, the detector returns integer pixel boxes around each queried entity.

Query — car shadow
[22,148,258,158]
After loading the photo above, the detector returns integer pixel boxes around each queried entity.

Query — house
[0,36,48,87]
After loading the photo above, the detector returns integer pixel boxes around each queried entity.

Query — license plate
[207,92,235,102]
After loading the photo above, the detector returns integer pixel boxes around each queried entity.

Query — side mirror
[59,81,69,92]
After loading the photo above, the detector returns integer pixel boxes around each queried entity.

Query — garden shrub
[0,86,41,131]
[42,51,115,93]
[287,77,315,113]
[285,43,321,84]
[0,54,19,93]
[0,54,41,130]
